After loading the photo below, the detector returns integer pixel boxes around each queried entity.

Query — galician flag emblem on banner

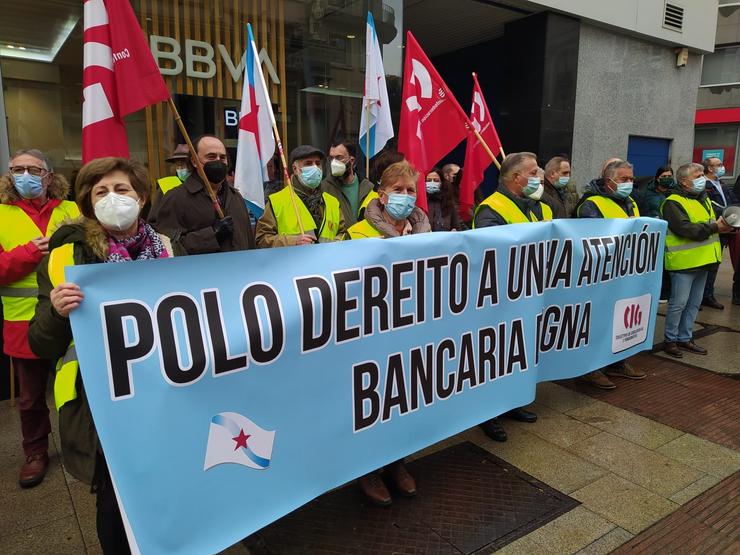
[204,412,276,471]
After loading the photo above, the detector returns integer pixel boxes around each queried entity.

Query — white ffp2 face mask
[94,192,141,231]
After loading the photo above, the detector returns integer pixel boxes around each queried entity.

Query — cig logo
[623,304,643,330]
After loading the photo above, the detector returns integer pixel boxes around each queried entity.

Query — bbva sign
[149,35,280,85]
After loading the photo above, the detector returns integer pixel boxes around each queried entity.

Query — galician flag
[204,412,276,471]
[234,24,276,218]
[359,12,393,160]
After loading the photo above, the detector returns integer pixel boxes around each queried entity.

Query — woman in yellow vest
[660,162,731,358]
[575,159,646,390]
[255,145,347,247]
[345,160,430,506]
[0,148,79,488]
[28,157,181,554]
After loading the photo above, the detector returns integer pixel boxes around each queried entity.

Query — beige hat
[165,144,190,163]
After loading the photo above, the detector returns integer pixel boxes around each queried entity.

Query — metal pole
[0,63,10,172]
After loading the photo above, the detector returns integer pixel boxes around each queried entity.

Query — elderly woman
[345,160,430,506]
[346,160,431,239]
[28,157,180,554]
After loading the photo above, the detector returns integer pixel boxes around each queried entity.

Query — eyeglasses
[9,165,49,177]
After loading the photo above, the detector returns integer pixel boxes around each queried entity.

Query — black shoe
[479,418,507,442]
[506,408,538,423]
[701,297,724,310]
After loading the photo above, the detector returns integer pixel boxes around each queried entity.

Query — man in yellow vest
[576,159,646,389]
[155,144,191,199]
[661,162,731,358]
[0,148,79,487]
[255,145,347,247]
[472,152,545,442]
[322,140,375,226]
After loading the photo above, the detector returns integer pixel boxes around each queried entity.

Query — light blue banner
[69,217,665,554]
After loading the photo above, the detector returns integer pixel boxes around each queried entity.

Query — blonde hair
[379,160,419,192]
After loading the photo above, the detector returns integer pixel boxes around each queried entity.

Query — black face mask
[203,161,228,184]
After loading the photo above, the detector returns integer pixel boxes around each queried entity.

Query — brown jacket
[320,174,375,226]
[148,174,255,254]
[255,175,347,248]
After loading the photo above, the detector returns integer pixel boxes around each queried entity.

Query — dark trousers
[13,357,52,456]
[730,234,740,298]
[703,266,718,300]
[95,454,131,555]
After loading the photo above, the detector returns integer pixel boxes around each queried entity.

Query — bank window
[694,126,739,178]
[701,46,740,87]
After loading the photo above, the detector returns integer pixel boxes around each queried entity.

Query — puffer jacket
[28,218,181,483]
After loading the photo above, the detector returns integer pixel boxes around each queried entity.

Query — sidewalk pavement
[1,257,738,554]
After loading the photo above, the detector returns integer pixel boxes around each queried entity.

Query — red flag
[398,32,469,213]
[459,73,502,220]
[82,0,170,163]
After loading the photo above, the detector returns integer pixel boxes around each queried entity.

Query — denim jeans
[665,270,708,343]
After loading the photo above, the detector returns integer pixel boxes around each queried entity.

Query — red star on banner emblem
[239,85,262,159]
[232,429,251,451]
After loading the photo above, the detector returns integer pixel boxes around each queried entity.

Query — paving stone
[68,480,98,550]
[491,534,557,555]
[575,527,633,555]
[504,402,602,449]
[0,516,84,554]
[669,475,722,505]
[566,400,684,450]
[534,382,598,414]
[567,431,705,498]
[657,434,740,479]
[521,506,615,554]
[482,425,607,494]
[654,331,740,375]
[571,474,678,534]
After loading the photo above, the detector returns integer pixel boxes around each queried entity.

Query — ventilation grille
[663,2,684,32]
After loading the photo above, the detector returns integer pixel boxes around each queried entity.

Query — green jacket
[28,219,183,484]
[320,174,375,226]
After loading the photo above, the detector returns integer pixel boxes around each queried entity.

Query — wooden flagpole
[167,98,225,220]
[249,26,304,235]
[472,127,502,170]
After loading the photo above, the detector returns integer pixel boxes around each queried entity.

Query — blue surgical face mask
[691,175,707,194]
[426,181,441,195]
[716,166,726,178]
[176,168,190,181]
[300,165,323,188]
[613,181,633,199]
[12,172,44,199]
[522,176,542,197]
[384,193,416,220]
[557,176,570,189]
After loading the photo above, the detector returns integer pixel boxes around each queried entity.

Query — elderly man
[149,134,255,254]
[661,163,730,357]
[0,149,79,487]
[322,140,375,226]
[700,157,733,310]
[442,163,460,189]
[256,145,347,247]
[472,152,545,442]
[155,143,191,199]
[542,156,577,218]
[576,159,646,389]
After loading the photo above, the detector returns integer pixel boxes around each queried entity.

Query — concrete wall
[570,24,703,190]
[525,0,718,53]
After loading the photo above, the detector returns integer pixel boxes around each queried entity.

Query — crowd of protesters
[1,137,737,553]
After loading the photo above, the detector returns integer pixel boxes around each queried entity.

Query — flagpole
[364,101,371,179]
[471,127,502,170]
[248,27,304,236]
[167,97,225,220]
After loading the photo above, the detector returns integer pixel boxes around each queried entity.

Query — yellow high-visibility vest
[578,195,640,219]
[358,190,379,220]
[269,187,341,240]
[157,176,183,195]
[0,201,79,322]
[346,218,383,239]
[47,242,78,411]
[473,191,553,227]
[660,194,722,271]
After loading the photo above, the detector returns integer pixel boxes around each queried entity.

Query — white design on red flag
[82,0,170,163]
[398,32,469,213]
[460,74,503,221]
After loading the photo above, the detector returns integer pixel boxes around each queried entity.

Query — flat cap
[289,145,324,166]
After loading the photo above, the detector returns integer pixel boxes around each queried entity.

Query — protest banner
[68,217,665,554]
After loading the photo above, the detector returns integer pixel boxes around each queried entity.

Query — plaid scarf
[106,220,169,263]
